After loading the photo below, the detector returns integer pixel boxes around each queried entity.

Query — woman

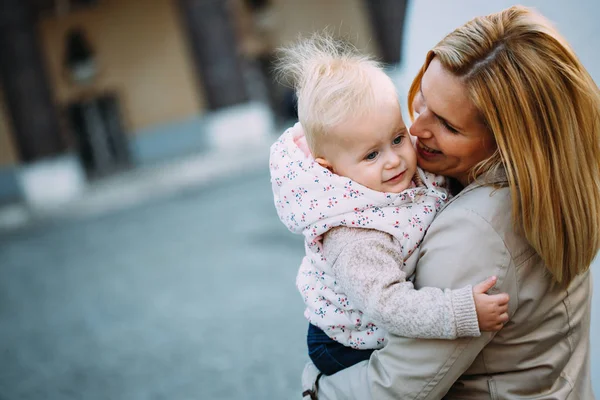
[302,6,599,399]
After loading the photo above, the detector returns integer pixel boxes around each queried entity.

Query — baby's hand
[473,276,510,332]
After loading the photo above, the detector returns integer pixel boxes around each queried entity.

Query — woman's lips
[417,140,442,158]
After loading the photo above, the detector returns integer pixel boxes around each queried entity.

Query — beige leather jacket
[309,172,594,399]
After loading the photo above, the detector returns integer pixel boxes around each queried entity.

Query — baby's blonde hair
[276,32,397,157]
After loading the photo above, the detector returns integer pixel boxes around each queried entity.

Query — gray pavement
[0,168,307,399]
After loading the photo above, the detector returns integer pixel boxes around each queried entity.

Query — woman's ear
[315,157,334,172]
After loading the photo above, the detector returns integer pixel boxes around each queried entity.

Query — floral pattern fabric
[270,123,448,349]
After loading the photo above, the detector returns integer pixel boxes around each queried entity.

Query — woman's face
[410,58,496,186]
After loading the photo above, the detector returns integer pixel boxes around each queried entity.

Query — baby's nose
[386,153,402,168]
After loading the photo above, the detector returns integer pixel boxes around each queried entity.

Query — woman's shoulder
[434,185,534,262]
[441,167,512,223]
[446,185,511,224]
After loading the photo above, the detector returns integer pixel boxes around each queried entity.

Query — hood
[269,123,448,238]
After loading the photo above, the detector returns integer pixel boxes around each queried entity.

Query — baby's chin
[379,181,413,194]
[382,188,410,194]
[358,183,411,194]
[344,173,413,193]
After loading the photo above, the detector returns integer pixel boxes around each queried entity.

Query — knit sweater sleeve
[323,227,480,339]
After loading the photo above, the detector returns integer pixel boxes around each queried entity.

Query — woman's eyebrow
[419,85,464,132]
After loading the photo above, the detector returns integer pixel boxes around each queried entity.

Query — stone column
[178,0,250,110]
[364,0,410,65]
[177,0,273,152]
[0,0,65,162]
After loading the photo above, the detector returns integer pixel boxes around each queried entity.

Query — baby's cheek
[355,168,384,192]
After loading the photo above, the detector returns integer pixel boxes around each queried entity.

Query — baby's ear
[315,157,334,172]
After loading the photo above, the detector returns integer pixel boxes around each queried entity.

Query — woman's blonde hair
[276,32,397,157]
[408,6,600,285]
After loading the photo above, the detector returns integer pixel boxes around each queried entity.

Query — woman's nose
[410,113,432,139]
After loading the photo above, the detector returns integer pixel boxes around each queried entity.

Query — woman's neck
[448,178,465,196]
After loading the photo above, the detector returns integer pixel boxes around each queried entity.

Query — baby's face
[319,100,417,193]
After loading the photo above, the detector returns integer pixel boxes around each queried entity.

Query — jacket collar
[438,165,508,212]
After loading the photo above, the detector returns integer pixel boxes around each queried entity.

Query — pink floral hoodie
[269,123,449,349]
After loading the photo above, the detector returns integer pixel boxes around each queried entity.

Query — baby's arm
[323,227,509,339]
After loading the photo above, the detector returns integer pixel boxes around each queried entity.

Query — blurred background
[0,0,597,398]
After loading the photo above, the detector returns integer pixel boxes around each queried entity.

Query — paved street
[0,168,308,399]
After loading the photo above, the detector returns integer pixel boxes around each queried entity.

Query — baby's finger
[499,312,509,323]
[473,276,497,294]
[497,304,509,314]
[489,293,510,305]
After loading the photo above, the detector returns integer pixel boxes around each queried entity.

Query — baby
[269,33,509,375]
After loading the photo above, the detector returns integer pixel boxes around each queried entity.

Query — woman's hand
[473,276,510,331]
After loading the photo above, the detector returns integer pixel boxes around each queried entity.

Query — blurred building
[0,0,407,211]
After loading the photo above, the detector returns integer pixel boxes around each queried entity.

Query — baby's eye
[392,135,404,145]
[365,151,379,160]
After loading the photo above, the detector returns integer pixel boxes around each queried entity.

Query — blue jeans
[307,323,374,375]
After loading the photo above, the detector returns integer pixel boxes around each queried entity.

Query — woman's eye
[365,151,378,160]
[442,120,459,133]
[393,135,404,145]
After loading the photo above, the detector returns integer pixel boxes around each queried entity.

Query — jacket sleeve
[324,227,480,339]
[313,206,516,400]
